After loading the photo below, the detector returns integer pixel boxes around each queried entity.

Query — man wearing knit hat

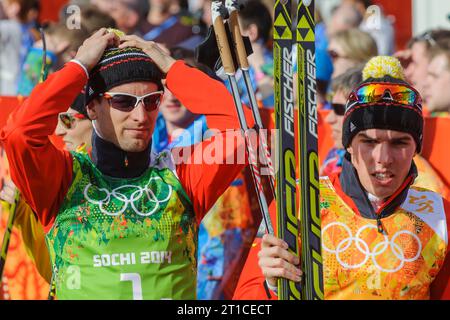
[234,56,450,300]
[1,28,252,299]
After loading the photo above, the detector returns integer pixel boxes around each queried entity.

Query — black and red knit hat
[71,94,88,117]
[342,56,424,152]
[85,47,164,105]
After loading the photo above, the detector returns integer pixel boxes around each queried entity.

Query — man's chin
[370,184,398,201]
[120,139,151,153]
[64,142,75,152]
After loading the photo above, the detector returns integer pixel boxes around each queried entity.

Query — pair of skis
[211,0,323,300]
[211,0,276,235]
[274,0,323,300]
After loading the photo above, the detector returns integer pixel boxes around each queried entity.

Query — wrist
[161,58,176,74]
[69,59,89,79]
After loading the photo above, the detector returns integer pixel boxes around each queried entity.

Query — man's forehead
[108,81,159,93]
[430,54,449,72]
[357,129,413,139]
[412,42,429,60]
[331,89,348,104]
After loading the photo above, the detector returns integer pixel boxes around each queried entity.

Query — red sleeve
[166,60,255,222]
[0,62,87,231]
[232,238,278,300]
[233,200,278,300]
[165,60,255,132]
[431,198,450,299]
[173,132,247,223]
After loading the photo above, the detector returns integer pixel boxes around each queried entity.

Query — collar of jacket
[91,130,150,179]
[339,154,418,219]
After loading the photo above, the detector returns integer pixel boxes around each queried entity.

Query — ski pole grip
[226,2,250,70]
[212,1,235,75]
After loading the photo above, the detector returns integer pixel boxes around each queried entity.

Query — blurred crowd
[0,0,450,300]
[1,0,449,116]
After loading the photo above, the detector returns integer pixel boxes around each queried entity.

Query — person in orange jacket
[234,56,450,300]
[0,152,50,300]
[321,64,450,200]
[0,93,95,299]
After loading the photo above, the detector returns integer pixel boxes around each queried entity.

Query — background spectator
[424,43,450,116]
[396,29,450,102]
[238,0,273,108]
[343,0,395,55]
[139,0,200,48]
[327,3,362,36]
[109,0,149,35]
[0,0,40,95]
[59,3,116,34]
[328,28,378,78]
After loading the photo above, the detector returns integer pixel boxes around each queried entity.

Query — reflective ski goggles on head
[100,91,164,112]
[58,112,86,130]
[349,83,422,107]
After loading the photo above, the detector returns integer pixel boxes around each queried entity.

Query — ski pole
[224,0,276,198]
[39,27,47,83]
[47,266,57,300]
[0,190,19,281]
[211,0,274,235]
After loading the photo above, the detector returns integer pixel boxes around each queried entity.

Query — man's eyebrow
[356,132,377,140]
[391,135,413,142]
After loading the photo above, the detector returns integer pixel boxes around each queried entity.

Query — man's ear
[346,145,353,156]
[86,101,98,120]
[246,24,259,43]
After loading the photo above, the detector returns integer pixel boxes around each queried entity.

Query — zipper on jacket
[377,216,384,234]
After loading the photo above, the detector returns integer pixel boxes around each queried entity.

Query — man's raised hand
[119,35,175,74]
[74,28,120,72]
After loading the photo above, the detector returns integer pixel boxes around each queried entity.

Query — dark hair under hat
[342,57,424,153]
[71,94,88,118]
[85,47,164,105]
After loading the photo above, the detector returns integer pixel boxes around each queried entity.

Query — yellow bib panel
[320,177,447,300]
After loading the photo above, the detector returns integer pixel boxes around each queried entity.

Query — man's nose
[325,110,336,124]
[55,121,67,136]
[130,101,150,123]
[373,142,393,165]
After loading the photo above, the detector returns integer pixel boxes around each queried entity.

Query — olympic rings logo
[322,222,422,273]
[83,177,173,217]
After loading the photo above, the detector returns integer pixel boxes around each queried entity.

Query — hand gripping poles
[211,0,274,235]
